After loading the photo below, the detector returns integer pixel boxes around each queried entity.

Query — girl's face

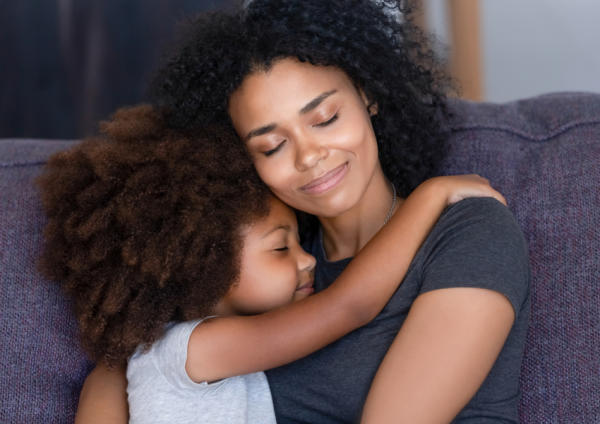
[217,196,316,315]
[228,58,384,218]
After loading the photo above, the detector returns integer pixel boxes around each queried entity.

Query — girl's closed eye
[274,246,289,252]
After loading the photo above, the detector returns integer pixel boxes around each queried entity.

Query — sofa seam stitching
[449,118,600,142]
[0,161,47,168]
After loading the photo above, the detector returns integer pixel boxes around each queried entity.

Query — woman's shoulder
[418,197,530,316]
[434,197,526,245]
[425,196,529,266]
[443,196,516,225]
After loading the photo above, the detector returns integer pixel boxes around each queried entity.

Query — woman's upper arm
[361,287,515,423]
[362,198,530,423]
[75,363,129,424]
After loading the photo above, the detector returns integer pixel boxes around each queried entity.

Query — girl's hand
[426,174,507,206]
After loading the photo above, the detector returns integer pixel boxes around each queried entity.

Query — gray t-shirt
[267,197,531,423]
[127,319,276,424]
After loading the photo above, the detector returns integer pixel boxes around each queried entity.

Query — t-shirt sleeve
[150,319,206,390]
[420,197,530,318]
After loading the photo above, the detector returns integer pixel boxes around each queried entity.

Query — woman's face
[228,58,383,218]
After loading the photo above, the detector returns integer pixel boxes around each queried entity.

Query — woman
[77,1,529,422]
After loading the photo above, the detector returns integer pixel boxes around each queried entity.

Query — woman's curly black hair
[37,104,270,367]
[153,0,452,200]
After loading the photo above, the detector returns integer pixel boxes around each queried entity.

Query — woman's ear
[367,102,378,116]
[359,88,378,116]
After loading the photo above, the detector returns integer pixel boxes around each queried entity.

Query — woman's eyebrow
[245,123,277,142]
[299,90,337,114]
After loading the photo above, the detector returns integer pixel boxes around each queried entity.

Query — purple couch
[1,92,599,423]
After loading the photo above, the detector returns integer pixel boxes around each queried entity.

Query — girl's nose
[297,247,316,273]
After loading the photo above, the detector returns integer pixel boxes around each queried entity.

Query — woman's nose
[295,137,328,171]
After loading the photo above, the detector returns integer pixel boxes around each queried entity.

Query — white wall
[424,0,600,102]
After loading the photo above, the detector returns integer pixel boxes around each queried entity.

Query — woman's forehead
[228,59,355,126]
[239,60,352,98]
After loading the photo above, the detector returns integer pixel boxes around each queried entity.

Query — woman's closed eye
[314,113,338,128]
[261,114,338,156]
[274,246,289,252]
[264,140,286,157]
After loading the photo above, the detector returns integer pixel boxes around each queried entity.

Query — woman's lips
[300,163,348,195]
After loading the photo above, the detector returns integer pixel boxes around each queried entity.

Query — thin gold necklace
[383,183,397,226]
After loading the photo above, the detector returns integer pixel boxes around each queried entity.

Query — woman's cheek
[256,156,293,192]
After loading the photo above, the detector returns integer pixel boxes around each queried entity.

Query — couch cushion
[441,92,600,423]
[0,138,93,423]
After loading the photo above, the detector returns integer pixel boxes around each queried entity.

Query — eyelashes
[264,141,286,157]
[314,113,338,127]
[262,113,339,157]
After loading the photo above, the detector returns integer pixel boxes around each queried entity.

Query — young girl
[38,105,505,422]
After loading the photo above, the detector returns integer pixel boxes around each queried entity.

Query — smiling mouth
[296,279,315,293]
[300,162,348,195]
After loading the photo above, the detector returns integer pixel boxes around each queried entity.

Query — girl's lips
[296,279,315,293]
[300,163,348,195]
[296,286,315,295]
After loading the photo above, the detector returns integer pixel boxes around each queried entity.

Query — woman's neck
[319,167,400,261]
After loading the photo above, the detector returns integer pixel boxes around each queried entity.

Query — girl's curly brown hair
[37,104,270,367]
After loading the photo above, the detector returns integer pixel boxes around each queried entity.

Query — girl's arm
[186,175,506,382]
[75,363,128,423]
[71,174,504,422]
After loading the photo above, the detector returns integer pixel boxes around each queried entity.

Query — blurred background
[0,0,235,139]
[420,0,600,103]
[1,0,599,139]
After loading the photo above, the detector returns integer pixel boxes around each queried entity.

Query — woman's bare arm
[75,363,128,424]
[361,287,514,423]
[186,175,506,383]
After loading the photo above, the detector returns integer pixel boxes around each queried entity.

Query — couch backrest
[1,139,93,423]
[1,92,599,423]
